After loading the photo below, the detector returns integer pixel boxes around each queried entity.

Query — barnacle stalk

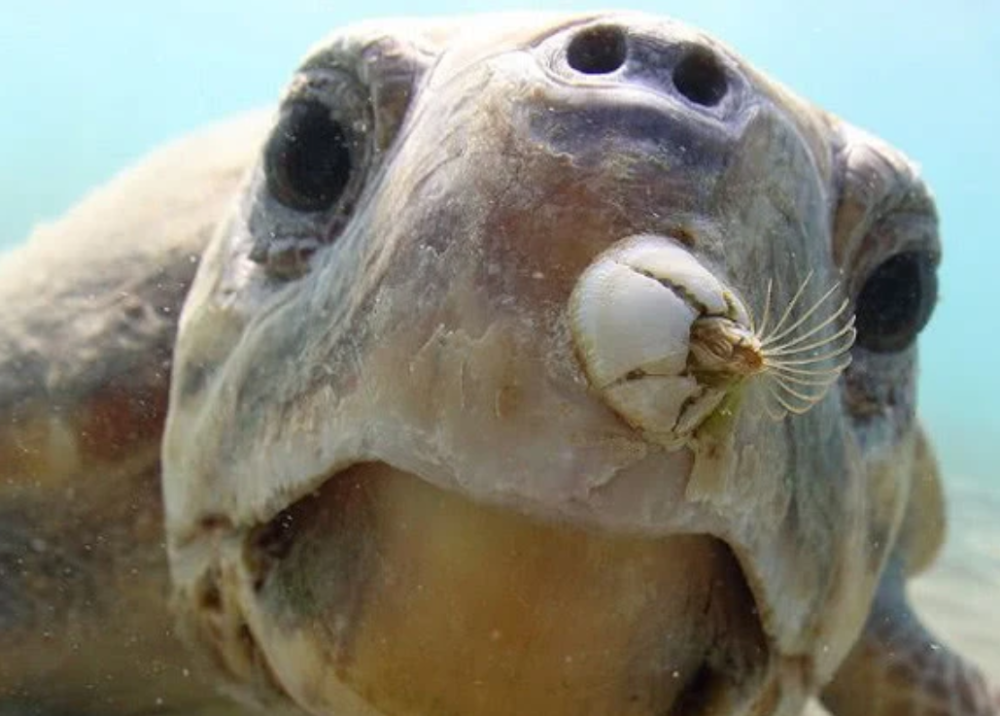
[749,272,857,420]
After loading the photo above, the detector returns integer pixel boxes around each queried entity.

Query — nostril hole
[566,25,628,75]
[672,47,728,107]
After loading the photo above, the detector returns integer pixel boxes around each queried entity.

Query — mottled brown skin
[0,114,269,716]
[0,12,996,716]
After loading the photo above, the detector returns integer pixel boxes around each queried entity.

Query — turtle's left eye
[264,99,354,213]
[855,251,938,353]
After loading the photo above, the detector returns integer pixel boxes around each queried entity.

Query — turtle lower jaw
[239,461,774,716]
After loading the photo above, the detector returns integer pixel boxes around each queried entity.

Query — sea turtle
[0,12,995,716]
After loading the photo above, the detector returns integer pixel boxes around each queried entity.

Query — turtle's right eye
[264,100,354,213]
[854,251,938,353]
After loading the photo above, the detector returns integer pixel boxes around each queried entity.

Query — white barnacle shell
[569,235,750,448]
[611,237,750,326]
[569,258,698,389]
[570,235,857,447]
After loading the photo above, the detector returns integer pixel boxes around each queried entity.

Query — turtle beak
[242,460,772,716]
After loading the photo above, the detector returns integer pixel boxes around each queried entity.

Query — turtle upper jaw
[171,382,815,716]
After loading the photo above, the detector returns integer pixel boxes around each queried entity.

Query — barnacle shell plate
[569,235,749,447]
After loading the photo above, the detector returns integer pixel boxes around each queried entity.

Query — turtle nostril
[566,25,628,75]
[672,47,728,107]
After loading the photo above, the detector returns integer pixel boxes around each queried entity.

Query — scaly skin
[823,561,1000,716]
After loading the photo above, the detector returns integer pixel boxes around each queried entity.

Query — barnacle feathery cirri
[569,235,857,448]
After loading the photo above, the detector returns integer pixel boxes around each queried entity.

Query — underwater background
[2,0,997,672]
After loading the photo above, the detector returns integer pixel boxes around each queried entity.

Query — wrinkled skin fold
[0,11,996,716]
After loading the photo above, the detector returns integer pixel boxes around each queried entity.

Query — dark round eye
[855,251,938,353]
[264,100,353,212]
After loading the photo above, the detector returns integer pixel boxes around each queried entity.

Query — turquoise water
[2,0,998,486]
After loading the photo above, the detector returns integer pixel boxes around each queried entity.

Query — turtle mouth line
[244,461,771,716]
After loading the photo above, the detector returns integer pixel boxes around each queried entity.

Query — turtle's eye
[855,251,938,353]
[249,71,373,278]
[264,100,354,213]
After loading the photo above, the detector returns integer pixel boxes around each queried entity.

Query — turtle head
[163,12,941,716]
